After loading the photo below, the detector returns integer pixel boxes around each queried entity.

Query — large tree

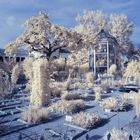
[74,10,134,53]
[75,10,108,44]
[5,12,84,61]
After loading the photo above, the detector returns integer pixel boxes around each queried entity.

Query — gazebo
[88,29,118,77]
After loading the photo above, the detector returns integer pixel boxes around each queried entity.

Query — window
[16,57,20,62]
[0,56,3,62]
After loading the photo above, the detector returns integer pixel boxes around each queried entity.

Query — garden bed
[47,100,86,115]
[65,112,101,129]
[100,97,132,112]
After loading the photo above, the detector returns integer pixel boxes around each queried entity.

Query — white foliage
[22,57,35,80]
[100,97,130,111]
[110,14,133,46]
[108,64,117,76]
[86,72,94,83]
[67,48,88,67]
[0,69,10,98]
[5,12,85,59]
[94,86,103,101]
[21,107,49,124]
[124,60,140,85]
[69,112,101,128]
[104,128,129,140]
[74,10,133,50]
[11,63,23,84]
[31,59,50,107]
[48,100,85,115]
[135,91,140,118]
[75,10,108,44]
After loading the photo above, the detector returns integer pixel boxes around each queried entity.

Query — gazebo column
[107,41,109,73]
[113,44,116,64]
[93,49,96,77]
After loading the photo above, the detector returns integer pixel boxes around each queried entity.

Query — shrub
[108,64,117,76]
[100,97,117,110]
[78,83,87,89]
[0,69,10,98]
[22,57,35,91]
[135,91,140,118]
[86,72,94,83]
[124,60,140,85]
[100,81,110,91]
[104,128,129,140]
[22,57,34,80]
[11,63,23,84]
[48,100,85,115]
[64,69,73,90]
[50,87,62,97]
[21,107,49,124]
[100,97,130,111]
[68,112,101,128]
[121,92,137,100]
[113,80,124,87]
[94,86,103,101]
[31,59,50,107]
[61,92,81,100]
[80,63,89,74]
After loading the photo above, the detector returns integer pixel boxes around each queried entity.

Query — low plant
[94,86,103,101]
[61,92,81,100]
[108,64,117,76]
[121,92,137,100]
[64,69,73,90]
[86,72,94,83]
[100,82,110,92]
[11,63,23,84]
[100,97,117,109]
[135,91,140,118]
[104,128,129,140]
[100,97,130,111]
[48,100,85,115]
[21,107,49,124]
[0,69,10,98]
[50,87,62,97]
[68,112,101,128]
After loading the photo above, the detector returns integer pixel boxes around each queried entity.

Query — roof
[59,48,71,54]
[15,48,28,57]
[97,29,118,44]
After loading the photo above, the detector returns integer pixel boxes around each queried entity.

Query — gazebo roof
[59,48,71,54]
[97,29,118,44]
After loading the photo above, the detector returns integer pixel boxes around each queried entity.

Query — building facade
[0,48,28,63]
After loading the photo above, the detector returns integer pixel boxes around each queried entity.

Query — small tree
[64,69,73,90]
[108,64,117,76]
[0,69,10,98]
[124,60,140,85]
[22,57,35,90]
[31,59,50,107]
[86,72,94,84]
[94,86,103,101]
[11,63,23,84]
